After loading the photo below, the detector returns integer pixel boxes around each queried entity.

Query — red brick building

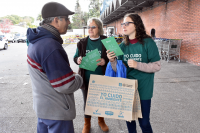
[100,0,200,66]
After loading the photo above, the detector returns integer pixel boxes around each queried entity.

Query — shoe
[82,117,91,133]
[98,117,109,132]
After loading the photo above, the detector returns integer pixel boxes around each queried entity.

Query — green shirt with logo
[74,38,103,84]
[118,38,160,100]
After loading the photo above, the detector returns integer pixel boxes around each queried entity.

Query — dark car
[14,33,26,43]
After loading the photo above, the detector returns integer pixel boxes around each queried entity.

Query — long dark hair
[123,13,151,45]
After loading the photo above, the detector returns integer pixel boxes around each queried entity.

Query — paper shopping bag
[85,74,142,121]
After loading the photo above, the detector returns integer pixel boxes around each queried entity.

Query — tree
[70,0,102,29]
[0,15,37,29]
[0,15,22,25]
[22,16,35,28]
[0,18,13,33]
[23,16,34,23]
[71,0,83,29]
[37,14,42,22]
[68,24,72,30]
[0,15,35,26]
[28,24,37,28]
[82,12,89,26]
[88,0,102,18]
[71,0,90,29]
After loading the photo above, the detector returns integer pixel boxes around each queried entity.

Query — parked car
[14,34,26,43]
[0,36,8,50]
[0,35,7,40]
[5,34,15,43]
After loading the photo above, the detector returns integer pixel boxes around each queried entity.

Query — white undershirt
[89,36,100,40]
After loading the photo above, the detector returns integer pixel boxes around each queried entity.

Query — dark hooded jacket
[27,27,83,120]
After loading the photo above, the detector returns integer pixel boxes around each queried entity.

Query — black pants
[81,87,91,118]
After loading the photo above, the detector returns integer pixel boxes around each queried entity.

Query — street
[0,43,200,133]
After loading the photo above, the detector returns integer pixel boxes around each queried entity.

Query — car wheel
[12,40,15,43]
[4,43,8,50]
[17,41,19,43]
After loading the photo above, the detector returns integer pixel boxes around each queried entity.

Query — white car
[5,34,15,43]
[0,36,8,50]
[14,35,27,43]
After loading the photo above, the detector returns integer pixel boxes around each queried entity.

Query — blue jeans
[37,118,74,133]
[126,100,153,133]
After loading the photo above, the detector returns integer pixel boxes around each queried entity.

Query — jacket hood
[27,27,59,44]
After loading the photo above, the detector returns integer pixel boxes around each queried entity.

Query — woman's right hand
[77,56,82,64]
[106,50,116,62]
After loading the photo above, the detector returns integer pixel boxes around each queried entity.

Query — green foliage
[29,25,37,28]
[37,14,42,21]
[23,16,34,23]
[0,15,35,25]
[71,13,84,29]
[27,23,37,28]
[70,0,102,29]
[71,0,87,29]
[68,24,72,30]
[88,0,102,18]
[0,15,21,24]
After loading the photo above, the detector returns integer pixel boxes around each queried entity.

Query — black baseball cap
[42,2,74,19]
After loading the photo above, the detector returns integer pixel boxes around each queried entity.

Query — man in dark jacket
[27,2,83,133]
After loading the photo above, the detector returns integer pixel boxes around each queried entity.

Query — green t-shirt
[74,38,103,84]
[118,38,160,100]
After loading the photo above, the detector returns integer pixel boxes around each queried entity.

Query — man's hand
[77,56,82,64]
[96,58,105,66]
[106,50,116,62]
[128,59,137,68]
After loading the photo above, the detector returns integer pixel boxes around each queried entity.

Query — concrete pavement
[0,43,200,133]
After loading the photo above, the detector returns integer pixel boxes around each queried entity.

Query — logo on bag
[93,109,101,115]
[105,111,114,116]
[118,111,124,118]
[119,83,133,88]
[122,83,133,88]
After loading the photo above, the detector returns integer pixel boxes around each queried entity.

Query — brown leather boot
[82,117,91,133]
[98,117,109,132]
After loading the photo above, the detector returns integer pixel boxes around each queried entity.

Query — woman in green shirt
[73,18,109,133]
[107,13,161,133]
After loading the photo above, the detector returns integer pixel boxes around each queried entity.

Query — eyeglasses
[121,22,134,27]
[87,26,97,29]
[60,17,69,21]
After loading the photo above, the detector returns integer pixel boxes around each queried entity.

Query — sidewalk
[0,43,200,133]
[67,44,200,133]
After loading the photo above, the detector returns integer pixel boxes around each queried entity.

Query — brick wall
[105,0,200,66]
